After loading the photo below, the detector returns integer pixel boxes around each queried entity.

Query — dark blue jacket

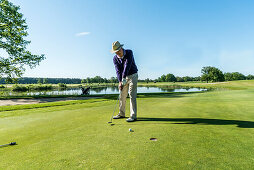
[113,49,138,82]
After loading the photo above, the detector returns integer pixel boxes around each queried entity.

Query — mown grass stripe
[0,98,109,112]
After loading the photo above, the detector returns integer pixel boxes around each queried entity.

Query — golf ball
[129,128,132,132]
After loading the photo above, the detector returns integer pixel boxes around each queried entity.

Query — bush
[12,85,28,92]
[28,84,53,91]
[0,85,5,88]
[11,84,53,92]
[58,83,67,89]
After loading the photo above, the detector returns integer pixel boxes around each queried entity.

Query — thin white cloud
[75,32,91,37]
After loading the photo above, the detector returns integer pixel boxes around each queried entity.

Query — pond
[19,86,207,96]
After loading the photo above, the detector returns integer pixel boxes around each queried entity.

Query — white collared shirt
[117,49,126,59]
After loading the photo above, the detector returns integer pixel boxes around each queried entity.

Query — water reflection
[1,86,207,96]
[35,86,207,96]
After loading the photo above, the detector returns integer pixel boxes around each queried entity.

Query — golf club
[108,91,121,124]
[0,142,17,148]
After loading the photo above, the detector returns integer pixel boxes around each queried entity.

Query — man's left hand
[119,82,123,91]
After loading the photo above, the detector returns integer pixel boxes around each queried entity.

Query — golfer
[111,41,138,122]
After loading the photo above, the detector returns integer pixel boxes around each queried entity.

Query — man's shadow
[138,117,254,128]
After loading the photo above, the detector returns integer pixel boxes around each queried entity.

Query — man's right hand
[119,82,123,91]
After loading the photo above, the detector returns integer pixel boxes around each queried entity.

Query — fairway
[1,81,254,169]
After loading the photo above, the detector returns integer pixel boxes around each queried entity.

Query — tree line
[0,66,253,84]
[200,66,254,82]
[0,77,119,84]
[154,66,254,83]
[0,77,81,84]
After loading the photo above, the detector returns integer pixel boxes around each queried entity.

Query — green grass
[0,81,254,169]
[139,79,254,90]
[0,94,105,100]
[0,98,109,113]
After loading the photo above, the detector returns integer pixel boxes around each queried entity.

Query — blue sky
[9,0,254,79]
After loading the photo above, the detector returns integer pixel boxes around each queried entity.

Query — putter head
[10,142,16,145]
[108,121,112,124]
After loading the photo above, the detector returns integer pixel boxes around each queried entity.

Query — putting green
[0,81,254,169]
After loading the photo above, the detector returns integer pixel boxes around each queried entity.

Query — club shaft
[110,92,121,122]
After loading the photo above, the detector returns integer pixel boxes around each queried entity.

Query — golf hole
[150,138,157,141]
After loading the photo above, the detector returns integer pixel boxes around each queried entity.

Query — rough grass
[139,80,254,90]
[0,81,254,169]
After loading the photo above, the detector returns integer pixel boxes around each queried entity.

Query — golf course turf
[0,80,254,169]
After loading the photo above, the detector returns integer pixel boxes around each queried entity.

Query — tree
[224,72,246,81]
[109,77,117,83]
[0,0,45,82]
[160,74,166,82]
[194,76,201,81]
[246,74,254,80]
[201,66,225,83]
[165,73,176,82]
[182,76,192,82]
[144,78,150,83]
[224,72,233,81]
[81,79,85,84]
[157,74,166,82]
[43,78,48,84]
[201,67,211,83]
[37,78,41,84]
[103,78,108,83]
[88,77,92,83]
[231,72,245,80]
[92,76,103,83]
[176,76,184,82]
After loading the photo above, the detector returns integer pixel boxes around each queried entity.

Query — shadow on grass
[138,117,254,128]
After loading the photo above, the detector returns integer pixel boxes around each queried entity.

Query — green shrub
[12,85,28,92]
[28,84,53,91]
[37,85,53,90]
[0,85,5,88]
[58,83,67,89]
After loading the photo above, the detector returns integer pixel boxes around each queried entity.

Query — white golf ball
[129,128,132,132]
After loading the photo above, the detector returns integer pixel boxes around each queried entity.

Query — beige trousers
[119,73,138,119]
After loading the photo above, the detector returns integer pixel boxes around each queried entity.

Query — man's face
[115,48,123,58]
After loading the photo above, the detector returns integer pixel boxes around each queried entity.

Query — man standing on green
[111,41,138,122]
